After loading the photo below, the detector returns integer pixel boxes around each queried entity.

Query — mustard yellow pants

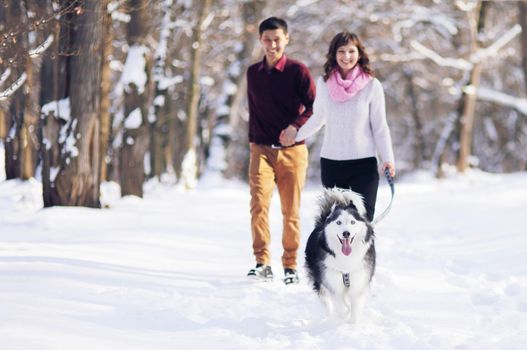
[249,143,308,269]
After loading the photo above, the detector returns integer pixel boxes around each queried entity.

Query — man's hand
[279,125,298,147]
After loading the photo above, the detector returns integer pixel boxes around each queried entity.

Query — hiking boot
[247,263,273,281]
[283,268,299,285]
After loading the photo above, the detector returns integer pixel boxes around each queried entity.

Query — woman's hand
[382,162,395,177]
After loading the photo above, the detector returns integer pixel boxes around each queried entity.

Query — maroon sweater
[247,55,315,145]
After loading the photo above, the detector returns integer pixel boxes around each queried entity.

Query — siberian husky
[305,188,375,322]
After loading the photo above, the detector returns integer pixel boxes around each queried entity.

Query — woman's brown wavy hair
[323,32,374,81]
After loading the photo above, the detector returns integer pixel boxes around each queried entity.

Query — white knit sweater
[296,76,395,165]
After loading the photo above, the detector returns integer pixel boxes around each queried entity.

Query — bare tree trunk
[208,0,265,180]
[20,47,40,180]
[519,1,527,92]
[3,0,40,180]
[150,87,172,179]
[404,69,426,169]
[181,0,212,189]
[457,64,482,172]
[40,3,68,207]
[519,1,527,172]
[457,1,487,172]
[0,1,21,180]
[150,0,175,181]
[51,0,103,207]
[5,97,21,179]
[119,0,153,197]
[170,29,190,183]
[0,108,6,139]
[99,0,112,182]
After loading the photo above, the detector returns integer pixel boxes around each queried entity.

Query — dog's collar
[342,273,350,288]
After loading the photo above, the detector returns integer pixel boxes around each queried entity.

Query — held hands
[382,162,396,177]
[279,125,298,147]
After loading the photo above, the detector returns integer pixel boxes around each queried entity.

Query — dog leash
[371,167,395,226]
[341,169,394,288]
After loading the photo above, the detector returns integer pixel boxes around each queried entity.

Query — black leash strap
[371,168,395,226]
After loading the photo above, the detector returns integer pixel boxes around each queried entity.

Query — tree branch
[477,87,527,115]
[29,34,54,57]
[0,73,27,101]
[0,68,11,87]
[471,24,522,63]
[410,40,473,70]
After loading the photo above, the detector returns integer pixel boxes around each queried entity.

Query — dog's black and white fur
[305,188,375,322]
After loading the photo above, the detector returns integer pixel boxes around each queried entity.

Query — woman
[283,32,395,221]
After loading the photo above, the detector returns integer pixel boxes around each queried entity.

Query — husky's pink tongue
[342,238,352,256]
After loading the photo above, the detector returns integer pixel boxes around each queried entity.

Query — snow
[124,108,143,129]
[393,8,458,42]
[1,148,526,349]
[153,95,165,107]
[58,119,79,158]
[477,87,527,115]
[411,23,521,72]
[471,24,522,64]
[111,11,131,23]
[121,46,148,94]
[158,75,184,90]
[0,68,11,86]
[411,41,473,71]
[0,73,27,101]
[29,34,54,58]
[180,149,197,189]
[41,98,71,121]
[205,137,227,173]
[200,76,215,86]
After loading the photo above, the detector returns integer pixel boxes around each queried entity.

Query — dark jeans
[320,157,379,221]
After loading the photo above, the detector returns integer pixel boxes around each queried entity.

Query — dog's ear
[325,203,341,224]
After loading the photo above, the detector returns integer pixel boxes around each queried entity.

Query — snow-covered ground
[1,161,526,349]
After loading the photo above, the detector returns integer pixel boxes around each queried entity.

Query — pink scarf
[327,66,372,102]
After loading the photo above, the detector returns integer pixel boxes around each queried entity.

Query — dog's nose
[342,231,350,238]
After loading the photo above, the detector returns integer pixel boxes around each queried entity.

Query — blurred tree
[181,0,212,189]
[50,0,104,207]
[119,0,154,197]
[2,0,41,180]
[519,0,527,92]
[99,0,113,183]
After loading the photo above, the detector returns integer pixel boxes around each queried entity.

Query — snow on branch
[0,69,11,87]
[454,0,478,12]
[42,98,71,121]
[393,9,458,42]
[411,40,473,70]
[378,51,426,63]
[29,34,54,57]
[411,24,522,70]
[471,24,522,63]
[201,13,215,31]
[477,87,527,115]
[0,73,27,101]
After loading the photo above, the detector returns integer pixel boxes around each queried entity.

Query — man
[246,17,315,285]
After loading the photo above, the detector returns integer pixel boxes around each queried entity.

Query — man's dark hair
[259,17,288,36]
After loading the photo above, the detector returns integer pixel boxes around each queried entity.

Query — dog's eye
[336,220,341,225]
[351,220,356,225]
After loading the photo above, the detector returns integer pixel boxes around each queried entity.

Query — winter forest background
[1,0,527,203]
[2,1,527,349]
